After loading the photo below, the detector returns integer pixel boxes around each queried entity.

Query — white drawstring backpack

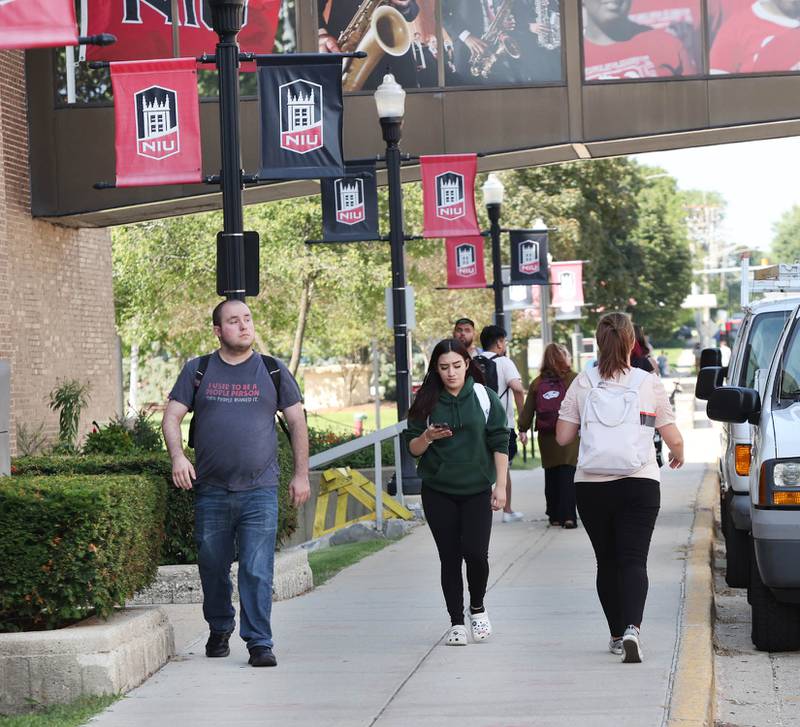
[577,367,654,476]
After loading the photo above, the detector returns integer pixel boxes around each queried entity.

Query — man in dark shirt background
[162,299,310,668]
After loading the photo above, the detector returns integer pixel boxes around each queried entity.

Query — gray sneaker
[608,637,623,656]
[622,625,643,663]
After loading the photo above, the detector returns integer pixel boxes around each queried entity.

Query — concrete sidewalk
[89,425,716,727]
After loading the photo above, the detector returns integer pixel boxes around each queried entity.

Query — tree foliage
[112,157,694,374]
[771,205,800,264]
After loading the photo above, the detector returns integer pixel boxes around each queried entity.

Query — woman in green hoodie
[407,338,510,646]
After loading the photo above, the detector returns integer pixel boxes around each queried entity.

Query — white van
[707,301,800,651]
[698,299,797,587]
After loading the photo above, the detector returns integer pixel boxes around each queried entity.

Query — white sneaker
[469,610,492,642]
[502,511,524,523]
[446,625,468,646]
[622,625,643,663]
[608,637,623,656]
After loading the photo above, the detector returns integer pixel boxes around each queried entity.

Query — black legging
[576,478,660,638]
[422,486,493,626]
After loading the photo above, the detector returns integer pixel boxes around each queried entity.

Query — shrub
[130,409,163,452]
[15,421,49,457]
[0,474,166,632]
[12,446,298,565]
[83,421,134,455]
[48,379,91,450]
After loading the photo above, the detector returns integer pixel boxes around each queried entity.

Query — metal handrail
[308,420,409,529]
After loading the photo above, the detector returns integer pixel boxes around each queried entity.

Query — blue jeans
[194,485,278,649]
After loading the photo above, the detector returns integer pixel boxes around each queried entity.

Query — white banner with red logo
[421,154,480,239]
[82,0,280,64]
[445,236,486,289]
[0,0,78,50]
[550,261,584,313]
[111,58,202,187]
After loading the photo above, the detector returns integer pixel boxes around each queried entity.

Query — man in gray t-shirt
[162,300,310,668]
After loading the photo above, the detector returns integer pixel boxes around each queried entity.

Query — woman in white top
[556,312,684,663]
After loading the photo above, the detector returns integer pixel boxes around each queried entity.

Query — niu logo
[335,177,365,225]
[135,85,179,160]
[542,390,560,400]
[435,172,465,220]
[279,79,323,154]
[518,239,541,275]
[455,243,477,277]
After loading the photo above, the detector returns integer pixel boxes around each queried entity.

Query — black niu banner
[258,56,345,180]
[320,163,379,242]
[509,230,549,284]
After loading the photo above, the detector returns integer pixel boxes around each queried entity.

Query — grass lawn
[0,695,119,727]
[308,539,392,586]
[306,404,399,435]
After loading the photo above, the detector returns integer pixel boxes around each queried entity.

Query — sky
[633,136,800,253]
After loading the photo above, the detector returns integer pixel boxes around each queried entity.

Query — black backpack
[473,353,499,393]
[187,353,289,448]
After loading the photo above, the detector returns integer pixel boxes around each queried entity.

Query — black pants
[544,465,577,524]
[422,486,493,626]
[576,478,660,637]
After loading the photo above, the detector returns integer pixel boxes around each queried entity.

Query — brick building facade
[0,51,120,454]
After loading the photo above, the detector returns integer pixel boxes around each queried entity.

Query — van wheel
[750,556,800,652]
[724,521,750,588]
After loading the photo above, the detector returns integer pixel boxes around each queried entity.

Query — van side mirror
[695,365,724,401]
[707,386,761,424]
[700,348,722,369]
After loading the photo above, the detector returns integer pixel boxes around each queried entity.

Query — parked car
[696,298,797,587]
[706,301,800,651]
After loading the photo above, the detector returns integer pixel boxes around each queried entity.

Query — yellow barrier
[312,467,414,539]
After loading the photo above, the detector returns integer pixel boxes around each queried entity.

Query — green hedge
[11,446,298,565]
[0,474,165,632]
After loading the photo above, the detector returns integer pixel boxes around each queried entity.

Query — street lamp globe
[482,173,504,207]
[374,73,406,120]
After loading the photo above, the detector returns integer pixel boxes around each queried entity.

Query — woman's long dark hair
[408,338,485,421]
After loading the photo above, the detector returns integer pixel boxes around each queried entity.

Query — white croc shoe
[446,625,468,646]
[470,610,492,642]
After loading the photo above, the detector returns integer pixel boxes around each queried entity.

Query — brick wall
[0,51,120,454]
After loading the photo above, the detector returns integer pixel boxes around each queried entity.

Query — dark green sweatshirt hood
[405,378,510,496]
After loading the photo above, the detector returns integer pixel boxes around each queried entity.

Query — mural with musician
[709,0,800,74]
[581,0,701,80]
[441,0,562,86]
[317,0,439,91]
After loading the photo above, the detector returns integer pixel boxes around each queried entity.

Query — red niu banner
[550,261,585,312]
[446,236,486,289]
[421,154,480,238]
[111,58,202,187]
[0,0,78,50]
[83,0,280,64]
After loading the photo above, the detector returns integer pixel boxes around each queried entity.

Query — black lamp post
[374,73,421,495]
[482,173,506,330]
[209,0,246,301]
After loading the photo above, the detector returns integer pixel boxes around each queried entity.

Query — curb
[667,467,716,727]
[0,607,174,715]
[128,548,313,606]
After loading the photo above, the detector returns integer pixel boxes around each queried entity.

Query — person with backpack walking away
[475,325,528,523]
[518,343,579,528]
[406,338,510,646]
[162,300,311,668]
[556,313,684,663]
